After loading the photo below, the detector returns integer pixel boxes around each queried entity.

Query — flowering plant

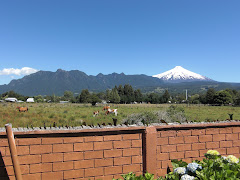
[116,150,240,180]
[226,155,239,164]
[174,167,186,175]
[158,150,240,180]
[206,150,220,155]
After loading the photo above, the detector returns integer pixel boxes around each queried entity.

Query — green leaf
[171,159,188,169]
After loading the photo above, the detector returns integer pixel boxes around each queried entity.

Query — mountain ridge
[0,69,165,96]
[0,68,240,96]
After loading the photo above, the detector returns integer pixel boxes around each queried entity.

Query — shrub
[118,150,240,180]
[122,111,158,125]
[113,172,155,180]
[166,105,186,123]
[160,150,240,180]
[122,108,187,125]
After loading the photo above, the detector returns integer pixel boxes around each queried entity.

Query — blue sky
[0,0,240,85]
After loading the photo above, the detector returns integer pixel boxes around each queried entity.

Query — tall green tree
[199,94,207,104]
[63,91,74,101]
[117,85,124,96]
[96,92,105,100]
[118,85,125,103]
[124,84,134,103]
[105,89,111,102]
[89,93,101,106]
[235,92,240,105]
[213,90,233,105]
[226,89,238,104]
[206,88,216,104]
[161,90,170,103]
[109,88,120,103]
[134,89,143,103]
[78,89,91,103]
[147,93,160,104]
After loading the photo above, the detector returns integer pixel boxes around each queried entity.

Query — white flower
[206,150,220,155]
[222,156,227,160]
[180,174,195,180]
[226,155,239,164]
[187,163,202,173]
[174,167,186,175]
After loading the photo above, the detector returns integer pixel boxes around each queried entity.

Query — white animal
[105,109,118,116]
[93,111,99,117]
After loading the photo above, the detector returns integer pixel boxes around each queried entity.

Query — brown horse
[16,106,28,112]
[102,106,110,111]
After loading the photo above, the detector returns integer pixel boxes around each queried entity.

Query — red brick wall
[0,130,143,180]
[156,124,240,177]
[0,122,240,180]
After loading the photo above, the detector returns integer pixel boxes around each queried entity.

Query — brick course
[155,124,240,177]
[0,122,239,180]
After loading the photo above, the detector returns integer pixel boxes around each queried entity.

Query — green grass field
[0,103,240,128]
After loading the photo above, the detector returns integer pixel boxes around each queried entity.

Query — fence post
[5,124,23,180]
[143,126,157,176]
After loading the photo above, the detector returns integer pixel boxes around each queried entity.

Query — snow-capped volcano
[153,66,212,83]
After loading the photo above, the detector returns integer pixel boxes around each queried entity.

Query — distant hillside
[155,81,240,95]
[0,69,239,96]
[0,69,164,96]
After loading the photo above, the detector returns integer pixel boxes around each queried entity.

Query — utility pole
[186,89,188,101]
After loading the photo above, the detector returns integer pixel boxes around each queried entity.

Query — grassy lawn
[0,103,239,128]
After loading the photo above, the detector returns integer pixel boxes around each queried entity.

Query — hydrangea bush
[115,150,240,180]
[159,150,240,180]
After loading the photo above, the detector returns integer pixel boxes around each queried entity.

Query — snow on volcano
[153,66,212,82]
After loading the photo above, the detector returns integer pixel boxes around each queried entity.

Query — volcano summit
[153,66,213,83]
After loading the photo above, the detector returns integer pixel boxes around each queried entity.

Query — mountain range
[0,69,164,96]
[0,67,239,96]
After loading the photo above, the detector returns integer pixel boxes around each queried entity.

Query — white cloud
[0,67,39,76]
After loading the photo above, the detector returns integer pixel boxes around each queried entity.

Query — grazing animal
[16,106,28,112]
[102,106,110,111]
[105,108,118,116]
[93,111,99,117]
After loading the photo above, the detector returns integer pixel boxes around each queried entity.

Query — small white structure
[5,97,17,102]
[60,101,69,104]
[101,100,107,104]
[26,98,34,103]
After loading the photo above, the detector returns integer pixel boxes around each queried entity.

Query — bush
[122,107,187,125]
[117,150,240,180]
[113,172,156,180]
[166,106,186,123]
[160,150,240,180]
[121,111,158,125]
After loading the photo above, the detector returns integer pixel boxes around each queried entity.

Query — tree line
[196,88,240,105]
[1,86,240,106]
